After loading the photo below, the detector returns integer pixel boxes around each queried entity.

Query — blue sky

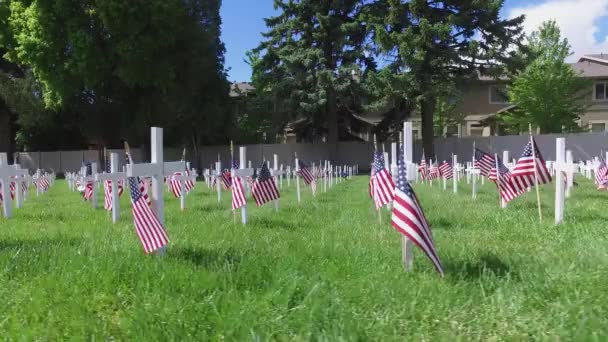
[220,0,608,82]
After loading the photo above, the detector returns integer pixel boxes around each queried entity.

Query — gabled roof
[229,82,255,97]
[571,54,608,78]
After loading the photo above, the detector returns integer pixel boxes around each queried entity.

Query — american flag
[428,161,440,180]
[9,180,16,200]
[438,161,453,179]
[252,162,280,206]
[184,170,195,193]
[511,138,552,189]
[37,177,50,192]
[418,151,429,180]
[231,159,246,210]
[370,152,395,209]
[83,163,94,201]
[103,153,124,211]
[489,154,524,203]
[596,161,608,189]
[221,170,232,189]
[474,148,495,177]
[298,160,317,194]
[169,172,184,198]
[391,145,443,276]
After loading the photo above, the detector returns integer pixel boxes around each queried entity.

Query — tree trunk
[420,96,436,158]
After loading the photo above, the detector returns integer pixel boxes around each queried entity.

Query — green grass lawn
[1,176,607,340]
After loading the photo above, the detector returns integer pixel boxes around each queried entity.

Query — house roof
[229,82,255,97]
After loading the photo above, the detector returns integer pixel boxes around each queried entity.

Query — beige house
[436,53,608,137]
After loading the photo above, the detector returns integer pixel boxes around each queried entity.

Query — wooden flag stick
[529,124,543,223]
[472,141,477,200]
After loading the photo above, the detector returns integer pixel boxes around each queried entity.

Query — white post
[566,150,574,198]
[273,154,279,212]
[110,153,120,223]
[324,161,328,192]
[555,138,566,224]
[502,151,509,166]
[452,155,458,193]
[0,154,14,218]
[215,161,221,203]
[90,162,98,209]
[295,155,301,203]
[401,123,414,271]
[239,147,248,224]
[151,128,164,225]
[471,161,477,200]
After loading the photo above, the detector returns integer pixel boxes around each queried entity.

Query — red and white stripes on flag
[83,182,94,201]
[418,154,428,180]
[595,161,607,189]
[185,170,195,193]
[251,162,280,206]
[103,180,124,211]
[231,176,246,210]
[392,148,443,276]
[510,138,552,189]
[127,175,168,254]
[170,172,183,198]
[371,152,395,209]
[438,161,453,179]
[428,162,440,180]
[298,161,317,195]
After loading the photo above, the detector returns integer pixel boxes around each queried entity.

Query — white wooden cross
[554,138,566,224]
[215,161,222,203]
[126,127,186,232]
[83,162,99,209]
[271,154,282,208]
[452,155,458,193]
[13,164,29,209]
[295,153,302,203]
[401,121,414,271]
[466,163,480,199]
[170,165,197,211]
[323,160,328,192]
[232,146,256,224]
[565,150,575,198]
[95,153,124,223]
[0,153,16,218]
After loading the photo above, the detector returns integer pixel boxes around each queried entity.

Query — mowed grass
[1,175,608,340]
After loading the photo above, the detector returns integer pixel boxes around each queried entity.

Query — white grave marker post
[83,162,99,209]
[272,154,281,210]
[565,150,574,198]
[231,146,256,224]
[452,155,458,193]
[471,143,477,200]
[401,122,414,271]
[554,138,566,224]
[323,161,328,192]
[95,153,124,223]
[502,151,509,167]
[13,165,28,209]
[215,161,222,203]
[0,153,16,218]
[126,128,185,246]
[295,153,302,203]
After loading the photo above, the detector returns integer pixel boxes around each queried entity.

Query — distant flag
[438,161,453,179]
[103,151,123,211]
[428,160,440,180]
[83,163,94,201]
[511,138,552,189]
[169,172,184,198]
[474,148,495,177]
[489,154,524,203]
[9,180,16,200]
[370,152,395,209]
[230,159,246,210]
[595,160,608,190]
[221,170,232,189]
[391,145,443,276]
[297,160,317,195]
[184,170,195,193]
[251,162,280,206]
[418,151,429,180]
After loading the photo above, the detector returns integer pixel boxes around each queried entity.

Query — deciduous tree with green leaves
[504,20,591,133]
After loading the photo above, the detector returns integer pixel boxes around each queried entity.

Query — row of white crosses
[0,153,36,218]
[96,153,123,223]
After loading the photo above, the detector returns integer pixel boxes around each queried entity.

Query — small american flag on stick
[438,161,453,179]
[297,160,317,195]
[252,162,280,206]
[474,148,495,177]
[392,146,443,276]
[510,138,552,189]
[370,152,394,209]
[231,160,246,210]
[595,160,608,189]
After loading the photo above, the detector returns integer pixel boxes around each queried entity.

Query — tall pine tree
[253,0,373,144]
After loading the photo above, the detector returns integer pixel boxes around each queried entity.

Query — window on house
[594,82,607,101]
[446,125,459,137]
[489,85,509,104]
[591,123,606,132]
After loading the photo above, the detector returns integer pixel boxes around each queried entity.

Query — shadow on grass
[169,246,241,271]
[195,203,225,213]
[0,237,83,251]
[445,254,518,281]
